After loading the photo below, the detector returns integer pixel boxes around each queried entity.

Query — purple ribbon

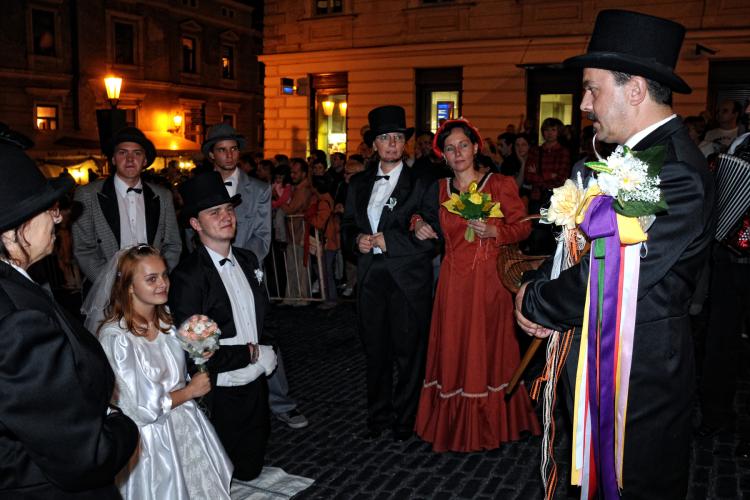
[580,196,621,499]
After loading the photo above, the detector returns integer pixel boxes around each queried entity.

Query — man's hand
[514,282,554,338]
[357,233,374,253]
[371,232,386,252]
[414,220,438,240]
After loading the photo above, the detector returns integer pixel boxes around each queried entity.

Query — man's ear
[189,217,201,233]
[208,152,215,162]
[629,76,648,106]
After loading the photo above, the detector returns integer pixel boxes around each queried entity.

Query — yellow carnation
[469,192,483,205]
[545,179,583,229]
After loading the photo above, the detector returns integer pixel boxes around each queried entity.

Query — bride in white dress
[96,245,233,500]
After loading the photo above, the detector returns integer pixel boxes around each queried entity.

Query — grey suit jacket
[72,176,182,283]
[233,169,272,260]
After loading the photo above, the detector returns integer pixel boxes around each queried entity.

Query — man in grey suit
[203,123,309,430]
[72,127,181,289]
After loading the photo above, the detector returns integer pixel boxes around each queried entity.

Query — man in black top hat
[515,10,715,498]
[169,171,277,480]
[72,126,181,293]
[342,105,440,442]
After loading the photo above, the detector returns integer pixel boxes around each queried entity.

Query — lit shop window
[316,95,347,156]
[35,105,58,131]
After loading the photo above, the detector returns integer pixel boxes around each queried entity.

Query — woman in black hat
[0,144,139,498]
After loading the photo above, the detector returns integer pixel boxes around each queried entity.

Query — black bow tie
[224,181,233,186]
[127,187,142,194]
[219,258,231,266]
[375,175,390,181]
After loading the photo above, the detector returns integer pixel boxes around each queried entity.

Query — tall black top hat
[178,171,241,224]
[364,106,415,146]
[202,123,247,157]
[0,144,74,232]
[105,127,157,166]
[564,10,691,94]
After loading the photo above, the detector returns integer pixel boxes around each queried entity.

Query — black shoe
[393,430,413,442]
[736,440,750,460]
[359,428,384,440]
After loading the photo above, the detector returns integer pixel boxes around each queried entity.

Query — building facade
[0,0,262,177]
[259,0,750,158]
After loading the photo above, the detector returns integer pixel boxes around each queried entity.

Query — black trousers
[357,256,431,433]
[211,378,270,480]
[700,245,750,428]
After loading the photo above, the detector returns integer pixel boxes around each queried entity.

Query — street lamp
[104,76,122,108]
[96,75,127,170]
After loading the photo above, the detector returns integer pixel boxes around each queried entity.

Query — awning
[142,130,201,154]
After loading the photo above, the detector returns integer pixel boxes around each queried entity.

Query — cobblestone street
[264,303,750,499]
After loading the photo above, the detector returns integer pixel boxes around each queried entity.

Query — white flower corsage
[254,268,264,284]
[385,197,397,211]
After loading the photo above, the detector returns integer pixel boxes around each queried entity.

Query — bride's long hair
[98,244,172,337]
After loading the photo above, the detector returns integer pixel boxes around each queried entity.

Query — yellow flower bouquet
[441,181,503,241]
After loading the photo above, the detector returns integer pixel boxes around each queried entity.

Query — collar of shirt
[113,174,143,198]
[222,168,240,197]
[205,246,235,272]
[376,161,403,188]
[1,259,34,282]
[115,175,143,198]
[624,114,677,149]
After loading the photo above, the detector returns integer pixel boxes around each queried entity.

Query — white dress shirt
[367,162,402,254]
[113,175,147,248]
[624,114,677,149]
[205,247,274,386]
[221,169,240,197]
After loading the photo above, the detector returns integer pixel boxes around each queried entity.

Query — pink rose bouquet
[176,314,221,372]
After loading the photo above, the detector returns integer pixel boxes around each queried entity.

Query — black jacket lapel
[633,116,683,151]
[377,166,412,232]
[97,176,121,246]
[143,183,160,245]
[358,168,378,233]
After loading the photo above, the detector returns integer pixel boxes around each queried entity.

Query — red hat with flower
[432,118,483,159]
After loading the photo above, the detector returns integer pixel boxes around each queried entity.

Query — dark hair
[541,117,564,133]
[475,153,496,172]
[435,123,480,153]
[331,152,346,163]
[497,132,516,146]
[514,133,532,146]
[290,157,308,172]
[311,175,332,194]
[240,152,256,165]
[311,149,327,166]
[611,70,672,106]
[274,164,291,184]
[349,154,365,164]
[416,130,435,140]
[0,222,32,266]
[258,159,274,171]
[99,245,172,338]
[274,154,289,165]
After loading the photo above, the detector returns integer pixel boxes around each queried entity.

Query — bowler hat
[202,123,247,157]
[105,127,157,166]
[179,171,241,224]
[364,106,414,147]
[0,144,74,232]
[564,10,691,94]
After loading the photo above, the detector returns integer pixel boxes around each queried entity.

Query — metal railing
[266,214,327,303]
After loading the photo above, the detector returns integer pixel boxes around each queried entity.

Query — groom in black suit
[342,105,440,441]
[515,10,715,498]
[169,172,276,480]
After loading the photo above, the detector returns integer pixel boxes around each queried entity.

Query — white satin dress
[99,320,233,500]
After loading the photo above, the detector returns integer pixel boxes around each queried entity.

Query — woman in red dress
[413,119,541,452]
